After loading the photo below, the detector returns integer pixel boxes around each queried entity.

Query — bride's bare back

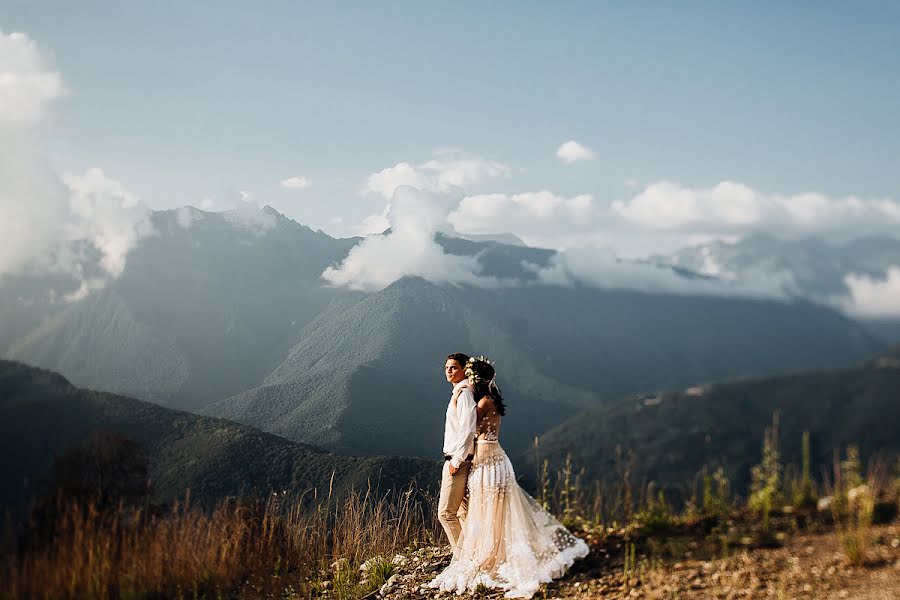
[476,395,501,441]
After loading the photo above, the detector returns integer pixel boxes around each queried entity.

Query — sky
[2,2,900,311]
[3,2,899,226]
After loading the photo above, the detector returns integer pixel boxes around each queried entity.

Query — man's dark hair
[446,352,470,367]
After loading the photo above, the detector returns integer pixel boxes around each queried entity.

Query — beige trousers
[437,460,470,553]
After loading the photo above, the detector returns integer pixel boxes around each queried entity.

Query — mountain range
[0,206,892,461]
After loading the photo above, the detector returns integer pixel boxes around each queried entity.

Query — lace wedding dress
[428,432,589,599]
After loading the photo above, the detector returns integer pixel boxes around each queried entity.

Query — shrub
[749,413,783,530]
[703,467,731,520]
[634,490,676,534]
[49,431,151,508]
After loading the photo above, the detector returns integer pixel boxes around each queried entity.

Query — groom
[439,352,477,554]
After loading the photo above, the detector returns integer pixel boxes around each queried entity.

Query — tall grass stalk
[825,448,886,566]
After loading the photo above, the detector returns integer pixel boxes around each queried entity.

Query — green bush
[634,490,675,534]
[749,413,783,530]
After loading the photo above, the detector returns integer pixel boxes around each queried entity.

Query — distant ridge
[0,360,437,511]
[206,275,881,461]
[525,344,900,496]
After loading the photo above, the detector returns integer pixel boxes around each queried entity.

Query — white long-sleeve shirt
[443,380,477,468]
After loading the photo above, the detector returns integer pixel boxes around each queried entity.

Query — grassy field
[3,420,898,599]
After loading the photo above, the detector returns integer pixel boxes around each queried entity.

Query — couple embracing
[428,353,589,599]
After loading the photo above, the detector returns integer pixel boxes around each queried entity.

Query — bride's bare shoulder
[476,396,497,417]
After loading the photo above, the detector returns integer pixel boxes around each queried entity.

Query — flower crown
[464,355,494,386]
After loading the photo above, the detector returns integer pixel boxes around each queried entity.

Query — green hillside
[204,277,597,459]
[525,345,900,496]
[0,360,437,512]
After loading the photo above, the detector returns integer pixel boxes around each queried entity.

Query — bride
[428,356,589,599]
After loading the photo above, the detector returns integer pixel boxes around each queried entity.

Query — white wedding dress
[428,429,589,599]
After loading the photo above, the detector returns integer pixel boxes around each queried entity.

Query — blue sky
[3,1,900,239]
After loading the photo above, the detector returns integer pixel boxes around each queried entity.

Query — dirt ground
[378,523,900,599]
[542,524,900,599]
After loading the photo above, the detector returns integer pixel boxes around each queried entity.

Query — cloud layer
[612,181,900,238]
[533,244,795,300]
[448,180,900,257]
[331,151,900,315]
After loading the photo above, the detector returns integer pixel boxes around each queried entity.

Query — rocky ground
[372,524,900,600]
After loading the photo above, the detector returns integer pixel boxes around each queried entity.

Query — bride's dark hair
[466,358,506,416]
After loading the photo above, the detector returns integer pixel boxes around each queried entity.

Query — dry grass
[536,445,643,529]
[824,450,892,567]
[1,484,440,600]
[3,433,897,600]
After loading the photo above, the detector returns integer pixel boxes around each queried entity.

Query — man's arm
[448,387,477,470]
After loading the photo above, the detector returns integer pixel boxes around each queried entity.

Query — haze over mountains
[2,207,357,408]
[0,205,895,461]
[648,234,900,338]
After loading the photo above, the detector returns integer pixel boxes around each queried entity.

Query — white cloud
[449,191,598,248]
[281,176,310,189]
[843,267,900,318]
[344,150,900,308]
[0,141,70,277]
[364,151,511,199]
[613,181,760,231]
[612,181,900,238]
[354,204,391,236]
[556,140,594,164]
[333,151,517,287]
[323,186,490,291]
[0,30,69,278]
[0,31,152,299]
[448,180,900,258]
[64,168,153,277]
[0,30,65,128]
[366,162,431,199]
